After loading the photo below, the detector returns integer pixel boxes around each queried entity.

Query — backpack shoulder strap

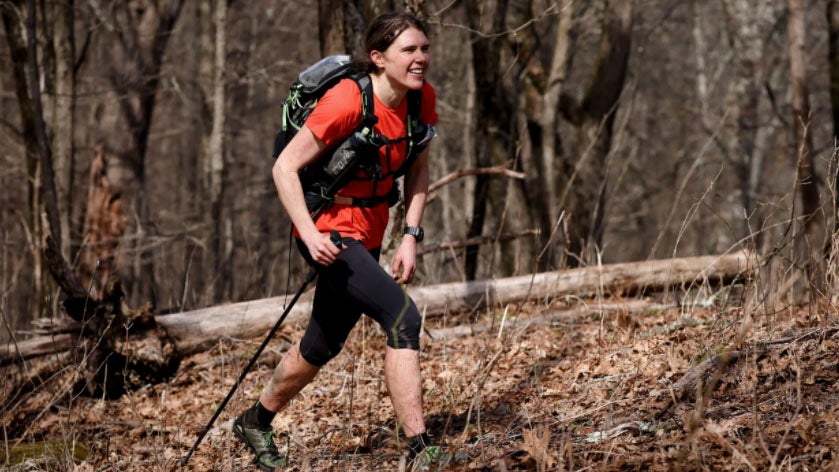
[407,89,421,127]
[392,89,425,177]
[350,73,378,134]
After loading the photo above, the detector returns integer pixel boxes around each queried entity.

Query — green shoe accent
[233,413,287,471]
[409,444,452,471]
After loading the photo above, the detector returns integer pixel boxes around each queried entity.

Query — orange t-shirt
[302,78,438,249]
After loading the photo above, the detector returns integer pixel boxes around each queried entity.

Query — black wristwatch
[403,226,424,242]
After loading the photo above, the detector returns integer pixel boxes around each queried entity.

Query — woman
[233,12,444,471]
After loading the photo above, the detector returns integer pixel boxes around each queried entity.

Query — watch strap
[403,226,424,242]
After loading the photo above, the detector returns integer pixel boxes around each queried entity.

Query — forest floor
[4,284,839,471]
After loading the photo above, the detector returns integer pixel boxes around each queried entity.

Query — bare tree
[2,1,43,302]
[558,0,633,265]
[521,1,574,270]
[788,0,826,295]
[463,0,513,280]
[318,0,397,57]
[41,0,83,259]
[206,0,230,301]
[2,0,64,312]
[91,0,185,307]
[827,0,839,235]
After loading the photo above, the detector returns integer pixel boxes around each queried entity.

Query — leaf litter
[4,292,839,471]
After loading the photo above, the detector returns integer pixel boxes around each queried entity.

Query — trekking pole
[180,230,342,468]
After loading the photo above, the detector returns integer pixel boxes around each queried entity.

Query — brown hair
[355,12,428,74]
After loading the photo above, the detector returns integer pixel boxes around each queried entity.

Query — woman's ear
[370,50,385,69]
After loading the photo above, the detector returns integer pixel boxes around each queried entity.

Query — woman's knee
[272,344,320,385]
[385,305,421,351]
[299,335,346,366]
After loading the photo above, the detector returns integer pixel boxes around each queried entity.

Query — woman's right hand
[273,125,339,265]
[303,231,342,266]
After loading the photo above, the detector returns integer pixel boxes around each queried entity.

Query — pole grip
[330,230,342,248]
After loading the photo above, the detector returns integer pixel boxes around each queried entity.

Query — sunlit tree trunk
[711,0,784,250]
[2,0,64,316]
[521,0,574,270]
[206,0,230,301]
[464,0,512,280]
[558,0,632,266]
[47,0,78,259]
[827,0,839,235]
[2,0,45,311]
[788,0,826,298]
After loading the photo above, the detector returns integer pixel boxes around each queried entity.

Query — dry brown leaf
[519,426,555,472]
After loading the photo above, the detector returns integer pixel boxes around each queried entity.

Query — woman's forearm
[272,126,328,243]
[273,163,319,241]
[403,148,430,227]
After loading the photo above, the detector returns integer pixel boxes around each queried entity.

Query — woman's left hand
[392,237,418,284]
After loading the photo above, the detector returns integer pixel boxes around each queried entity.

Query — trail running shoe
[407,434,452,471]
[233,413,287,471]
[410,444,452,471]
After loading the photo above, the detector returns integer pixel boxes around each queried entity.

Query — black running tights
[296,238,422,367]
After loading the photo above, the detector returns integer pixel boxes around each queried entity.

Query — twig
[459,347,505,442]
[757,326,839,346]
[427,163,525,202]
[418,229,539,256]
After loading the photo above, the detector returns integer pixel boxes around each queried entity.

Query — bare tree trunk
[539,1,573,236]
[319,0,349,55]
[724,0,762,239]
[206,0,230,301]
[464,0,512,280]
[559,0,633,265]
[714,0,784,249]
[827,0,839,235]
[99,0,185,308]
[318,0,347,55]
[14,0,60,230]
[788,0,826,296]
[2,0,46,313]
[318,0,396,58]
[521,0,574,270]
[49,0,77,259]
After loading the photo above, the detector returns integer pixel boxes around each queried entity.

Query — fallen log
[4,251,754,361]
[1,334,74,365]
[406,251,752,316]
[159,297,315,356]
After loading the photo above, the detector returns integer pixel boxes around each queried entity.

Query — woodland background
[4,0,839,470]
[3,0,839,336]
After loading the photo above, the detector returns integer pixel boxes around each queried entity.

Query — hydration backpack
[274,55,436,216]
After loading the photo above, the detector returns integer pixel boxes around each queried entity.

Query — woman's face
[372,27,430,91]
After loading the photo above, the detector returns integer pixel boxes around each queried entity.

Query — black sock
[246,401,276,429]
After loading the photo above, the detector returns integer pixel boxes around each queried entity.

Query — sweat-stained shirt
[302,78,438,250]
